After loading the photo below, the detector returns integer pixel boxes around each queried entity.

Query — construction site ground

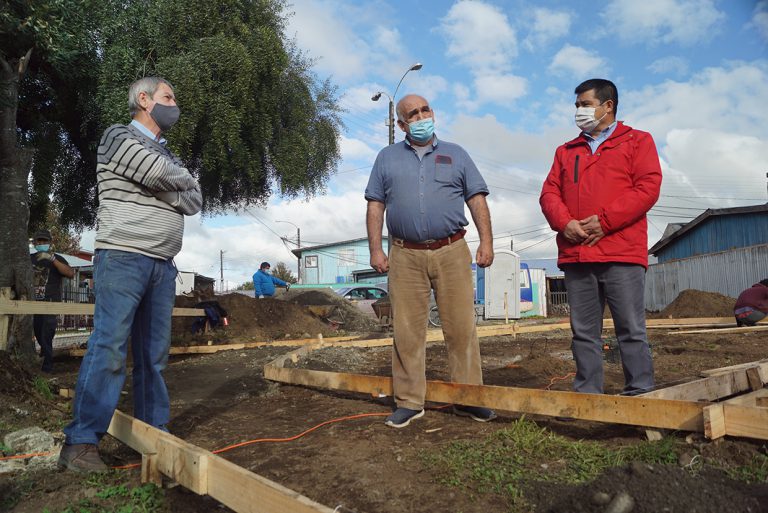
[1,289,767,513]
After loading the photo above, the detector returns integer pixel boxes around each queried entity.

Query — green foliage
[8,0,341,230]
[420,418,681,510]
[237,281,255,290]
[33,375,54,400]
[44,481,163,513]
[724,453,768,484]
[273,261,298,284]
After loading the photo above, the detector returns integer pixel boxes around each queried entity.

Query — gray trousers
[564,263,654,394]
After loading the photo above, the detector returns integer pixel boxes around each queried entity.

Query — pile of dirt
[655,289,737,318]
[172,293,333,344]
[281,289,380,332]
[540,462,765,513]
[0,352,33,398]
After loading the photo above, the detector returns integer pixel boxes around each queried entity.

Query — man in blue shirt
[365,94,495,428]
[253,262,289,298]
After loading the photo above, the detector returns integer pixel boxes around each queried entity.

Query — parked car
[335,285,388,316]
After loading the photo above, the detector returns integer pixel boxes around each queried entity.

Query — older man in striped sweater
[60,77,202,472]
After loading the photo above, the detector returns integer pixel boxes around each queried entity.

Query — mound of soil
[656,289,737,318]
[281,289,380,333]
[540,462,765,513]
[0,352,33,398]
[172,293,333,344]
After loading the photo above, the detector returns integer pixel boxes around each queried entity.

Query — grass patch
[420,417,679,511]
[41,476,164,513]
[32,376,54,400]
[723,453,768,484]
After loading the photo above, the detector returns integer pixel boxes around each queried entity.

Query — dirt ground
[2,289,767,513]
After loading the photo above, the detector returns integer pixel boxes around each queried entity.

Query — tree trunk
[0,52,35,357]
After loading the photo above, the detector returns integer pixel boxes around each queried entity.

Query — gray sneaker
[453,405,497,422]
[58,443,108,472]
[385,408,425,428]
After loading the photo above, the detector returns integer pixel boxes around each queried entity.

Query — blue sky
[81,0,768,288]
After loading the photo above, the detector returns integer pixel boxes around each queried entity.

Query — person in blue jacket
[253,262,289,298]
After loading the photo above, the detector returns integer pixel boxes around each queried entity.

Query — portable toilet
[476,250,521,319]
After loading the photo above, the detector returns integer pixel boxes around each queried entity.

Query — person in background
[365,94,495,428]
[253,262,289,298]
[540,78,662,397]
[30,229,74,373]
[734,279,768,326]
[59,76,202,472]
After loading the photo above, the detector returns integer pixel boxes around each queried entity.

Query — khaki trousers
[389,238,483,410]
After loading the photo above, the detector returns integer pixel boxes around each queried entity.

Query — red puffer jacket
[540,122,662,268]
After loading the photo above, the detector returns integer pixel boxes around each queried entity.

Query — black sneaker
[453,405,497,422]
[385,408,425,428]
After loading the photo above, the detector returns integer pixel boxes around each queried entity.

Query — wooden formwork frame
[56,321,766,512]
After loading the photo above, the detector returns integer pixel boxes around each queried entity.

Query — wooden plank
[723,389,768,407]
[0,288,10,351]
[703,404,726,439]
[702,359,768,377]
[746,367,764,391]
[0,299,203,317]
[263,349,705,431]
[757,397,768,408]
[141,453,162,486]
[723,403,768,440]
[207,455,334,513]
[107,410,334,512]
[641,361,768,401]
[669,326,768,335]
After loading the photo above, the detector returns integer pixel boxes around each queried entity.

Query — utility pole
[296,227,301,284]
[219,250,225,293]
[388,99,394,145]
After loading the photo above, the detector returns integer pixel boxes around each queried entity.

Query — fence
[645,244,768,311]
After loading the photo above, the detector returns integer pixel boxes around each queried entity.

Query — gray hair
[128,77,174,117]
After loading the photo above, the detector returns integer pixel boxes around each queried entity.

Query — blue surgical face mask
[35,244,50,252]
[263,268,271,274]
[408,118,435,144]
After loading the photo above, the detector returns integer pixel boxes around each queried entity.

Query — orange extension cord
[1,374,576,466]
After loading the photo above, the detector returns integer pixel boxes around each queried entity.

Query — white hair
[127,77,173,117]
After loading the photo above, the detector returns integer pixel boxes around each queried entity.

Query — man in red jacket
[734,280,768,326]
[540,79,662,396]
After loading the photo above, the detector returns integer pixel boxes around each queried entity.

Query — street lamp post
[275,220,301,283]
[372,63,423,145]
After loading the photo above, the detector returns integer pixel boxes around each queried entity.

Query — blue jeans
[64,249,177,445]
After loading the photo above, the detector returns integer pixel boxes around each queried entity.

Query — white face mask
[575,106,607,133]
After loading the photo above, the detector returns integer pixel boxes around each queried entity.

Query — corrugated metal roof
[649,204,768,255]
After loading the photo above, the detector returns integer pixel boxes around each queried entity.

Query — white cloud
[601,0,725,46]
[339,135,378,162]
[474,74,528,104]
[523,8,572,50]
[646,56,689,77]
[748,1,768,42]
[438,0,517,74]
[548,45,607,78]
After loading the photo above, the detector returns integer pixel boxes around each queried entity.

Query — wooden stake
[0,287,10,351]
[703,404,726,440]
[141,453,162,486]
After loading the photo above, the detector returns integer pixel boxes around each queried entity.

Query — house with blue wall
[292,237,388,286]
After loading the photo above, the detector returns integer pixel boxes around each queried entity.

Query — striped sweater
[95,124,202,259]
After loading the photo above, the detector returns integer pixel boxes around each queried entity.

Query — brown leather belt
[393,230,466,250]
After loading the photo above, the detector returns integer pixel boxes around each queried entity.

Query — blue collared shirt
[583,121,617,154]
[130,119,167,145]
[365,136,488,242]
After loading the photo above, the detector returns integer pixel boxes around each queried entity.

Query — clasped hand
[563,215,604,247]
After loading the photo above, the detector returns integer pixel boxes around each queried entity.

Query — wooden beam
[141,453,162,486]
[264,347,705,431]
[0,299,203,317]
[703,404,726,439]
[0,288,10,351]
[723,403,768,440]
[746,367,765,391]
[69,334,362,357]
[701,359,768,377]
[669,326,768,335]
[107,410,334,512]
[723,389,768,407]
[641,361,768,402]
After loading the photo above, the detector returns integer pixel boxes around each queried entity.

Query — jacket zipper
[573,155,580,183]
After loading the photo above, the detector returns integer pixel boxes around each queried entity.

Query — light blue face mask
[408,118,435,144]
[35,244,50,252]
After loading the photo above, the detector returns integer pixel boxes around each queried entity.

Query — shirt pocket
[434,162,456,184]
